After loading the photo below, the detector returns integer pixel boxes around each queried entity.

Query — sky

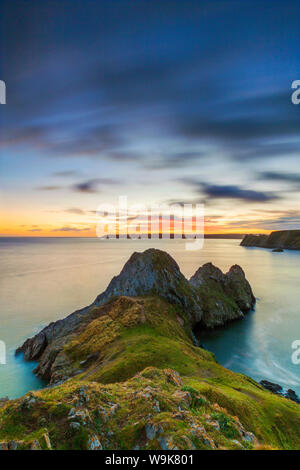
[0,0,300,237]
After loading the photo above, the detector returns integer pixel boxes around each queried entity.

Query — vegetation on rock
[241,230,300,250]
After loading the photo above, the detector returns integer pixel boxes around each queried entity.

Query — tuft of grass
[211,411,239,439]
[181,386,207,409]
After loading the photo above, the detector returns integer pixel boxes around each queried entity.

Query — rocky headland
[241,230,300,251]
[0,249,299,450]
[16,249,255,383]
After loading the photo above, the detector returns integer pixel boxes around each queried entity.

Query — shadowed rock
[190,263,255,328]
[241,230,300,250]
[95,249,203,323]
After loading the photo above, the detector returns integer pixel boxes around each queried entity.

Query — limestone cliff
[95,249,203,323]
[241,230,300,250]
[190,263,255,328]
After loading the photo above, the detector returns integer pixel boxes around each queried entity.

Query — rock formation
[241,230,300,250]
[190,263,255,328]
[16,249,255,383]
[260,380,300,404]
[95,249,203,323]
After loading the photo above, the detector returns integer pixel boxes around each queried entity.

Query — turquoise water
[0,237,299,398]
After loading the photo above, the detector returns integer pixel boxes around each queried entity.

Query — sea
[0,237,299,398]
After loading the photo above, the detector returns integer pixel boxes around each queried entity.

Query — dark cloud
[37,178,120,193]
[201,184,278,202]
[72,180,99,194]
[259,172,300,184]
[234,141,300,162]
[178,178,278,202]
[1,1,299,166]
[178,110,299,146]
[145,151,206,170]
[227,212,300,230]
[0,123,124,158]
[72,178,120,193]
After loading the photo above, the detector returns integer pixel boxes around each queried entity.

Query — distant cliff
[241,230,300,250]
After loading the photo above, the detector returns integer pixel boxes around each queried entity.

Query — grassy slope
[0,296,299,450]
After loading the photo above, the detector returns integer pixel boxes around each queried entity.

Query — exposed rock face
[240,234,269,248]
[260,380,300,404]
[190,262,225,285]
[16,249,255,382]
[95,249,203,324]
[190,263,255,328]
[225,265,255,312]
[241,230,300,250]
[260,380,283,394]
[16,304,92,381]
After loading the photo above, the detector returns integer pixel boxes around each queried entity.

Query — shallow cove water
[0,237,299,398]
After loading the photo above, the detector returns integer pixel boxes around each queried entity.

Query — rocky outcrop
[95,249,203,324]
[16,249,255,382]
[0,368,266,450]
[224,265,255,312]
[241,230,300,250]
[190,263,255,328]
[240,234,269,248]
[15,301,97,381]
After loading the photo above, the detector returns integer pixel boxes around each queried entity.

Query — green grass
[0,295,300,450]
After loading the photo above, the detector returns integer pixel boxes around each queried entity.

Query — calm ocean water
[0,237,299,398]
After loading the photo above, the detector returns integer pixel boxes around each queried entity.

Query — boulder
[285,389,300,404]
[260,380,283,394]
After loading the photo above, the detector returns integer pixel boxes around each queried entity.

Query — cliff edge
[241,230,300,250]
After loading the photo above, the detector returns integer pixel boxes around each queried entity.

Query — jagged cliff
[241,230,300,250]
[0,250,299,450]
[16,249,255,382]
